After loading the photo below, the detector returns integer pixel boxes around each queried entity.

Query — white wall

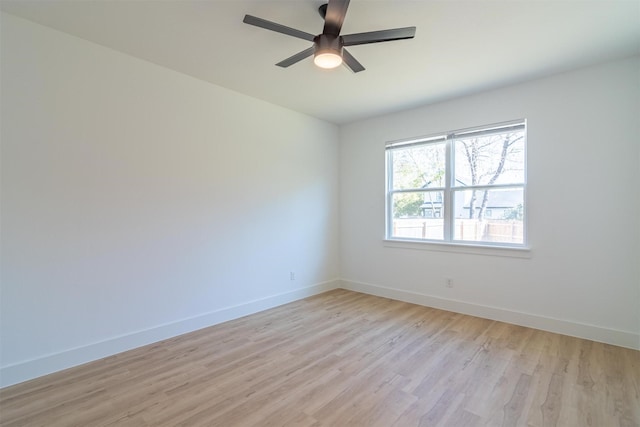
[0,13,340,387]
[340,56,640,349]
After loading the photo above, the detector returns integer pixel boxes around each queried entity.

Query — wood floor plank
[500,373,532,426]
[1,289,638,427]
[540,372,564,426]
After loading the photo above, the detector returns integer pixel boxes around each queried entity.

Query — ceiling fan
[243,0,416,73]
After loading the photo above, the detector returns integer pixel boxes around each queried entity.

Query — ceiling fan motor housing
[314,34,343,57]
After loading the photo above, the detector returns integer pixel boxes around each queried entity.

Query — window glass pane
[391,192,444,240]
[391,143,446,190]
[453,188,524,244]
[453,130,525,187]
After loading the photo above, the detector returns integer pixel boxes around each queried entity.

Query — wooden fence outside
[393,219,523,244]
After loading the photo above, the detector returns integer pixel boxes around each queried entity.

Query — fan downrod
[318,4,328,19]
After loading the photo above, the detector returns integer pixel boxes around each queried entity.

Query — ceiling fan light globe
[314,52,342,69]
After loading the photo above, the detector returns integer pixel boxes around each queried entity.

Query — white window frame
[385,119,527,250]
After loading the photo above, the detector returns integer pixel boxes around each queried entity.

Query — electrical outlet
[445,278,453,288]
[290,271,295,281]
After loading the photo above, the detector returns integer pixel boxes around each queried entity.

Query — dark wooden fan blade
[276,47,315,68]
[323,0,350,36]
[342,49,365,73]
[342,27,416,46]
[243,15,315,42]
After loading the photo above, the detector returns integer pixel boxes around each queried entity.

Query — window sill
[383,239,532,258]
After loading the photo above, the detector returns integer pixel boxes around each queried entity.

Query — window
[386,120,526,247]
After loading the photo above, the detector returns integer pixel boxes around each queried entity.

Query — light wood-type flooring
[1,289,638,426]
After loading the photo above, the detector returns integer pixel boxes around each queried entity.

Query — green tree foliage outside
[394,193,423,217]
[503,203,524,221]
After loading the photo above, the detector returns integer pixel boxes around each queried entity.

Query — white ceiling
[2,0,639,124]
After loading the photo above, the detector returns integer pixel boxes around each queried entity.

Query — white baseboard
[340,279,640,350]
[0,280,339,388]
